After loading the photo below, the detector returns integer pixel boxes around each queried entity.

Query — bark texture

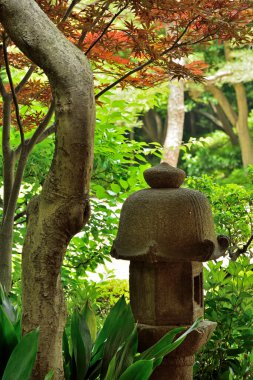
[0,0,95,378]
[234,83,253,167]
[0,92,14,292]
[207,83,253,168]
[162,80,185,166]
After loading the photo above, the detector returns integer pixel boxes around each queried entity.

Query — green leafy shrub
[186,175,253,257]
[181,131,241,179]
[63,296,199,380]
[195,257,253,379]
[0,287,39,380]
[186,175,253,379]
[94,279,129,320]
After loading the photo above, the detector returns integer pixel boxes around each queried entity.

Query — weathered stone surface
[111,163,223,380]
[111,188,228,262]
[144,162,185,188]
[130,261,203,325]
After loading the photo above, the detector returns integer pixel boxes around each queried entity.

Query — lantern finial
[144,162,185,189]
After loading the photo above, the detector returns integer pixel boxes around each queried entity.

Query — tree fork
[0,0,95,378]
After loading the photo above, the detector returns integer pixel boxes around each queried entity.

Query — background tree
[205,44,253,167]
[162,77,185,166]
[0,0,252,378]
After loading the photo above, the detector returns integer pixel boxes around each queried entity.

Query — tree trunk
[0,92,14,291]
[209,103,239,146]
[0,1,95,379]
[234,83,253,167]
[205,84,238,127]
[162,79,185,166]
[142,109,164,143]
[0,223,13,292]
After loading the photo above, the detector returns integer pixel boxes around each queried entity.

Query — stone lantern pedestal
[111,163,229,380]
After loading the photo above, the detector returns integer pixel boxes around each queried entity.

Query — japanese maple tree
[0,0,252,378]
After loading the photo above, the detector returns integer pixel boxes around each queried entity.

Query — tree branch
[85,4,127,55]
[230,234,253,261]
[2,34,24,145]
[27,100,55,152]
[206,84,238,126]
[59,0,80,24]
[36,123,56,144]
[10,0,81,100]
[14,102,55,159]
[0,74,7,98]
[15,65,35,94]
[205,70,231,83]
[95,16,200,99]
[2,94,15,218]
[78,0,110,47]
[14,209,27,221]
[212,102,239,146]
[2,147,29,227]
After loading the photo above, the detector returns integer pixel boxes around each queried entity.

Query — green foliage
[186,174,253,254]
[181,131,241,179]
[62,92,161,308]
[64,276,129,329]
[63,296,199,380]
[0,88,161,310]
[185,176,253,379]
[195,257,253,379]
[0,287,39,380]
[95,279,129,320]
[2,329,39,380]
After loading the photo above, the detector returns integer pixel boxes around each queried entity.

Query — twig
[59,0,81,25]
[12,0,81,98]
[85,4,127,55]
[27,100,55,152]
[0,74,7,98]
[15,65,35,94]
[78,0,110,46]
[14,102,55,159]
[2,34,24,145]
[231,234,253,261]
[95,17,198,99]
[14,209,27,221]
[36,123,56,143]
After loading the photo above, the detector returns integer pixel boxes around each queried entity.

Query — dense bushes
[195,258,253,379]
[0,290,196,380]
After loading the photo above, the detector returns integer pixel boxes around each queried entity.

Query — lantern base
[138,320,216,380]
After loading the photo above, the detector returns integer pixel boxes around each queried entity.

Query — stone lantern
[111,163,229,380]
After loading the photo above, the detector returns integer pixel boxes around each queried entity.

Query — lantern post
[111,163,228,379]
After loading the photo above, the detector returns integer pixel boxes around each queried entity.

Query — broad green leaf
[111,183,121,193]
[71,311,92,380]
[114,324,138,378]
[119,179,128,190]
[138,327,184,362]
[13,319,22,342]
[92,296,127,363]
[85,360,102,380]
[44,369,54,380]
[104,354,117,380]
[119,360,153,380]
[95,185,106,199]
[0,306,19,377]
[62,330,71,365]
[2,328,39,380]
[139,319,200,366]
[81,301,97,343]
[0,285,18,324]
[100,298,135,379]
[91,297,135,379]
